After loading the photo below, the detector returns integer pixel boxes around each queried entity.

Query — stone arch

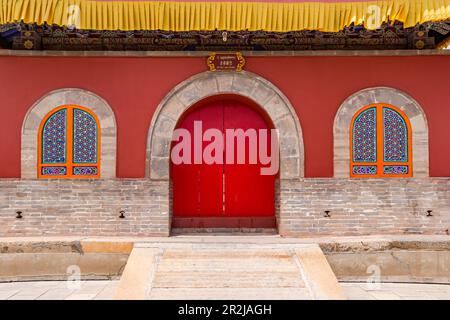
[22,88,117,179]
[334,87,429,178]
[147,71,304,180]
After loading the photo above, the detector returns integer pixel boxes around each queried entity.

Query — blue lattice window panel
[42,108,67,164]
[39,106,100,179]
[350,104,412,178]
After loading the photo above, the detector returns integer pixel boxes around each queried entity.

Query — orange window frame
[350,103,412,178]
[38,105,101,179]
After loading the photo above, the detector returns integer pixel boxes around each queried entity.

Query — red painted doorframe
[171,95,277,228]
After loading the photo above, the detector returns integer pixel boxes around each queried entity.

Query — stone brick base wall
[1,178,449,237]
[0,180,169,237]
[279,178,450,237]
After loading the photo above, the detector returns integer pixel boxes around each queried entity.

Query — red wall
[0,54,449,178]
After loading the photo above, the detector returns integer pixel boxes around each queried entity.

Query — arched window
[350,104,412,178]
[38,105,100,178]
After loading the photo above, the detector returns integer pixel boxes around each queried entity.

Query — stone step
[157,263,300,272]
[114,239,346,300]
[154,248,304,288]
[158,255,298,272]
[148,287,312,300]
[171,228,278,235]
[153,271,305,288]
[161,250,295,259]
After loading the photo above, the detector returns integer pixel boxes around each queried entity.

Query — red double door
[171,98,277,228]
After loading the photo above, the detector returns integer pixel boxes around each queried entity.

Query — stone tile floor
[341,282,450,300]
[0,280,449,300]
[0,280,120,300]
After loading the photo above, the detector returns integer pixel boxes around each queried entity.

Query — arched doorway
[147,70,304,235]
[171,95,277,228]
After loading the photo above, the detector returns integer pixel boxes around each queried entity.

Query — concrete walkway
[0,280,119,300]
[342,282,450,300]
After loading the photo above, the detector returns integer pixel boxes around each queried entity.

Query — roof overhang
[1,0,449,33]
[1,0,449,51]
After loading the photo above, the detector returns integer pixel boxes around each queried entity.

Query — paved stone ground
[0,281,449,300]
[341,282,450,300]
[0,280,119,300]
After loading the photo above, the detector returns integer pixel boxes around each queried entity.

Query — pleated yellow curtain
[0,0,449,32]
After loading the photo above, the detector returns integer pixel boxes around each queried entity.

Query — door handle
[222,172,226,215]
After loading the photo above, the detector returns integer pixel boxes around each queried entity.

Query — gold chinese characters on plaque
[207,52,246,72]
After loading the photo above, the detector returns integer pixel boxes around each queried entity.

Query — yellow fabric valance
[1,0,449,33]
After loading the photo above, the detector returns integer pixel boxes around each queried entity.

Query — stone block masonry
[0,178,449,237]
[0,179,169,237]
[279,178,450,237]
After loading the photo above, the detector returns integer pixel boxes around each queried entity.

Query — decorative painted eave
[439,34,450,48]
[1,0,449,33]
